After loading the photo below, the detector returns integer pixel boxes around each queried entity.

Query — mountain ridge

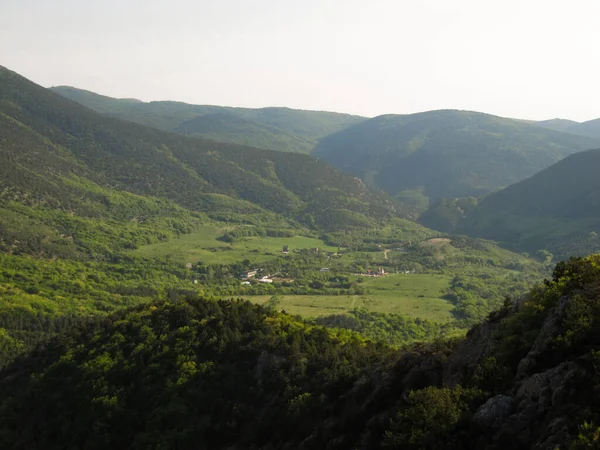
[0,65,400,260]
[50,85,366,154]
[313,110,600,201]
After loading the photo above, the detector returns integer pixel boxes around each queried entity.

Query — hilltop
[536,117,600,139]
[50,85,365,154]
[313,110,600,202]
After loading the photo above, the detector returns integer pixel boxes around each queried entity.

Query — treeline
[315,308,458,345]
[217,226,297,242]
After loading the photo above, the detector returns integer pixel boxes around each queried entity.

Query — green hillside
[175,113,315,153]
[2,255,600,449]
[313,110,600,200]
[50,86,365,153]
[460,148,600,258]
[0,65,399,255]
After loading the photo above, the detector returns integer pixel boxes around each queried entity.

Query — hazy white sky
[1,0,599,120]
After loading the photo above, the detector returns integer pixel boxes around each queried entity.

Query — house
[240,269,258,279]
[241,281,251,286]
[320,268,330,272]
[310,248,320,254]
[258,277,273,284]
[282,245,289,254]
[185,262,193,270]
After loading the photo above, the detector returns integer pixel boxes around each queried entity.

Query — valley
[243,273,454,321]
[1,62,600,449]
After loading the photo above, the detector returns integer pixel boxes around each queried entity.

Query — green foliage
[3,255,600,449]
[0,298,395,449]
[0,66,398,234]
[315,308,458,346]
[383,386,482,449]
[571,421,600,449]
[419,197,479,232]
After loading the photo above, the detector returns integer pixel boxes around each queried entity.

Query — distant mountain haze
[313,110,600,200]
[535,117,600,139]
[50,86,365,154]
[459,148,600,258]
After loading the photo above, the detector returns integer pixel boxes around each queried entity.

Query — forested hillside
[460,148,600,258]
[50,86,365,153]
[2,255,600,449]
[313,110,600,201]
[0,65,399,257]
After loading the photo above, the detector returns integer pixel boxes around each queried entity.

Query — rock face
[443,319,500,386]
[516,296,571,379]
[473,395,513,428]
[440,287,595,449]
[495,361,583,449]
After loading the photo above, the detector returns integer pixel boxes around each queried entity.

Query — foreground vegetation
[2,256,600,449]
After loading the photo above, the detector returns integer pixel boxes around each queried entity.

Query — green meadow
[243,274,454,322]
[133,225,338,264]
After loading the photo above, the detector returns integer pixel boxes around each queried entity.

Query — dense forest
[2,256,600,449]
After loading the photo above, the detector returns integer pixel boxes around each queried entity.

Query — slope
[50,86,365,153]
[313,110,600,200]
[461,148,600,257]
[0,65,398,250]
[535,118,580,133]
[2,255,600,449]
[536,117,600,139]
[175,113,315,153]
[576,118,600,139]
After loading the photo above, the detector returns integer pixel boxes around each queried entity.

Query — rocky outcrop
[443,319,500,386]
[492,361,583,449]
[473,395,513,428]
[516,296,571,379]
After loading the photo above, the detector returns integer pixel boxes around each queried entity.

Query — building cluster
[356,267,387,277]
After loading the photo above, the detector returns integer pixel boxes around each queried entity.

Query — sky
[1,0,599,121]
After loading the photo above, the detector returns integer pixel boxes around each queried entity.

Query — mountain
[313,110,600,201]
[50,86,365,154]
[0,65,399,259]
[576,118,600,139]
[535,118,580,133]
[175,113,315,153]
[460,148,600,258]
[536,117,600,139]
[2,255,600,449]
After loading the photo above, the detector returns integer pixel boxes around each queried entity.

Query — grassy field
[243,274,454,322]
[133,226,339,264]
[133,229,459,322]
